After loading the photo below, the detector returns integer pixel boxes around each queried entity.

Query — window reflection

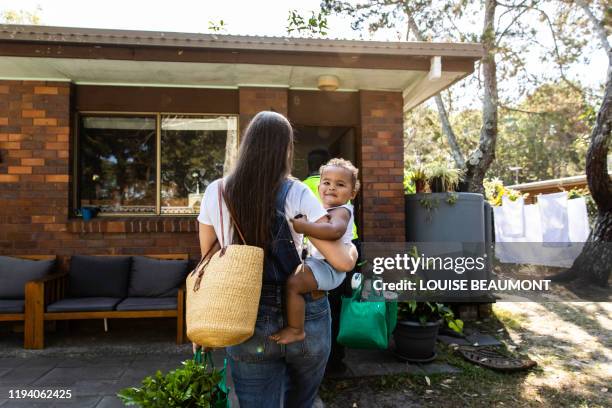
[160,116,236,215]
[79,116,156,213]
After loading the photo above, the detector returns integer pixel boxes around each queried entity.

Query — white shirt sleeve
[285,181,327,222]
[197,179,219,225]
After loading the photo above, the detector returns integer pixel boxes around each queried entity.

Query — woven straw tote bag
[186,180,264,347]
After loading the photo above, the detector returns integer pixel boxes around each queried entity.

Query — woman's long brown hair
[224,111,294,249]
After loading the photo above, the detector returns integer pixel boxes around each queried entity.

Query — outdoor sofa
[25,254,189,349]
[0,255,57,348]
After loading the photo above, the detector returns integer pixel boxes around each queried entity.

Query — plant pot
[81,207,98,221]
[429,177,445,193]
[393,319,441,362]
[415,180,427,193]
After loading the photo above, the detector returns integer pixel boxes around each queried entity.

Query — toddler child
[270,158,359,344]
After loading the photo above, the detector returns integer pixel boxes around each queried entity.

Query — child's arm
[291,208,350,240]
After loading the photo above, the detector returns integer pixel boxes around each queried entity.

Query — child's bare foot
[269,327,305,344]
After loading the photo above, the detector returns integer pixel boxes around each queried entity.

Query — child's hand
[290,214,308,233]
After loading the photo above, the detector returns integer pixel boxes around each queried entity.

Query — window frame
[73,111,239,217]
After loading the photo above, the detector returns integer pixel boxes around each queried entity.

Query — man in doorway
[303,149,359,375]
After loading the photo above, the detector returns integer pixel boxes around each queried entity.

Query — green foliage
[445,192,458,205]
[425,162,463,193]
[208,20,227,33]
[397,301,463,334]
[286,9,329,37]
[1,7,42,24]
[403,171,416,194]
[117,359,223,408]
[489,83,593,184]
[404,165,427,194]
[483,178,527,207]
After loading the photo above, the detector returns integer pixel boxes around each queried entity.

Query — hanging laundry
[567,197,590,242]
[538,191,570,246]
[500,196,526,237]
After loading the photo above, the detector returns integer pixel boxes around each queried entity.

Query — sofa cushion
[46,297,122,312]
[128,256,188,297]
[115,297,177,311]
[0,299,25,313]
[0,256,55,299]
[69,256,131,298]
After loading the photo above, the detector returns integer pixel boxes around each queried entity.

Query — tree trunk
[551,0,611,287]
[465,0,498,194]
[405,15,466,168]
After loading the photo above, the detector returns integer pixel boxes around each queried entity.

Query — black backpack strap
[275,179,293,214]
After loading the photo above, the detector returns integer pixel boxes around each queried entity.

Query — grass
[320,305,611,408]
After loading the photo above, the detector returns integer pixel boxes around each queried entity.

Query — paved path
[0,320,455,407]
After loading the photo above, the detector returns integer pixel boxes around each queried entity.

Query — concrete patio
[0,319,459,407]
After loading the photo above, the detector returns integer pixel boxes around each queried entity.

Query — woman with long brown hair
[194,111,357,407]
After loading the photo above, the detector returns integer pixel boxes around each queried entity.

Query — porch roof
[0,24,484,110]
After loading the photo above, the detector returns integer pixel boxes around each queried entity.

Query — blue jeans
[226,286,331,408]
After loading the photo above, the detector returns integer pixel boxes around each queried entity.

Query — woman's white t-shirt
[197,178,327,253]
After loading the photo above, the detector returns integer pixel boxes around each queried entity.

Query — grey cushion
[0,300,25,313]
[0,256,55,299]
[128,256,188,297]
[116,297,177,311]
[69,256,131,298]
[46,297,122,312]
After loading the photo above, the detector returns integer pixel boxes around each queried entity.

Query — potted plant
[409,165,428,193]
[425,162,462,193]
[393,301,463,362]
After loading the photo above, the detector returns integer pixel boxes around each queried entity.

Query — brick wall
[0,80,200,264]
[239,87,288,135]
[0,83,407,261]
[359,90,405,242]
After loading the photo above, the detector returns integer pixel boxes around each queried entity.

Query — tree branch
[405,11,466,169]
[575,0,611,56]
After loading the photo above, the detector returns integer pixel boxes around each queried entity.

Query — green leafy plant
[419,197,440,222]
[286,9,329,36]
[446,192,458,205]
[117,358,224,408]
[398,301,463,334]
[425,162,463,193]
[483,177,527,206]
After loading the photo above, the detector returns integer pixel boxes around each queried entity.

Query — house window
[77,113,238,216]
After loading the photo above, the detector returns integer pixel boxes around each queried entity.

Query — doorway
[292,125,356,180]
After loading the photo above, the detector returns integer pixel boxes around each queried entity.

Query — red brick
[8,166,32,174]
[32,215,55,223]
[33,118,57,126]
[21,158,45,166]
[45,175,69,183]
[7,150,32,158]
[0,174,19,182]
[8,134,25,141]
[34,87,58,95]
[45,142,69,150]
[22,110,46,118]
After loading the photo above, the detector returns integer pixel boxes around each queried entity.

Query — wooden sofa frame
[0,255,56,348]
[24,254,188,349]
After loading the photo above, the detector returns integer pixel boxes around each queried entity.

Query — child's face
[318,166,356,207]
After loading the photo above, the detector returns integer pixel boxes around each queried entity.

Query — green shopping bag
[337,283,396,349]
[194,350,230,408]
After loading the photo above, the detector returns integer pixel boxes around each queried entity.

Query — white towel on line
[501,195,525,237]
[567,197,590,242]
[538,191,570,246]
